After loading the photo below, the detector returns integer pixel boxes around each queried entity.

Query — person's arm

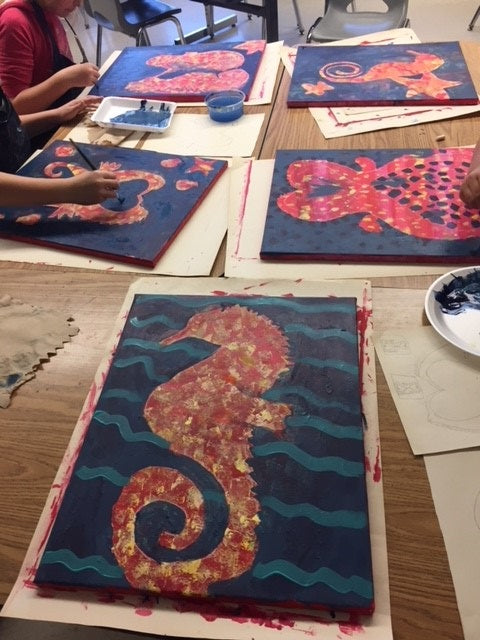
[459,140,480,208]
[19,95,101,137]
[12,63,100,115]
[0,171,119,207]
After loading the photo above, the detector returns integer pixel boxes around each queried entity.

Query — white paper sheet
[1,276,392,640]
[0,161,238,276]
[424,449,480,640]
[139,113,264,157]
[375,326,480,455]
[224,160,462,279]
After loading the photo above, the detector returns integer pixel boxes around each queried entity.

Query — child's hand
[460,169,480,208]
[55,96,102,122]
[59,63,100,89]
[66,171,120,204]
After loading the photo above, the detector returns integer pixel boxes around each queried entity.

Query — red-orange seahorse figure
[302,50,461,99]
[111,305,292,596]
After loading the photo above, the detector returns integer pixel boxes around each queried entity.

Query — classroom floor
[68,0,480,67]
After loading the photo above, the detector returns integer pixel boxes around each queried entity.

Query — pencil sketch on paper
[259,148,480,264]
[375,327,480,455]
[34,294,374,615]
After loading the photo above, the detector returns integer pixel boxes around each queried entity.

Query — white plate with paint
[91,97,177,133]
[425,266,480,356]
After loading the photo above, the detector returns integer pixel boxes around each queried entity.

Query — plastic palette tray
[91,97,177,133]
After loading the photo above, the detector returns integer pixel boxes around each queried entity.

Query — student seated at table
[460,140,480,209]
[1,86,119,206]
[0,0,99,115]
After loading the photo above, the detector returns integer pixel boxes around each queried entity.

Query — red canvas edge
[259,251,480,264]
[31,579,375,618]
[287,98,480,108]
[0,232,155,268]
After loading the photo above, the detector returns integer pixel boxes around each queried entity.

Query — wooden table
[2,41,480,640]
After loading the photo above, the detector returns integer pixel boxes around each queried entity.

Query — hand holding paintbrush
[69,139,124,204]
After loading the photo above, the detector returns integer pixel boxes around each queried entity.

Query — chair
[182,0,303,45]
[306,0,409,43]
[468,5,480,30]
[83,0,186,67]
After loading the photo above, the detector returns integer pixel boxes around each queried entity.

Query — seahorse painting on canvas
[287,42,478,107]
[34,294,373,614]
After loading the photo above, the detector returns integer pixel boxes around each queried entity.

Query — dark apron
[30,1,82,149]
[0,86,31,173]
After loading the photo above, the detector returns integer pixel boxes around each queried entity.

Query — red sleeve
[0,6,37,98]
[0,5,71,100]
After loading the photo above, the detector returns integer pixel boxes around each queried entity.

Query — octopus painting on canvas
[91,40,266,102]
[260,148,480,264]
[0,141,227,267]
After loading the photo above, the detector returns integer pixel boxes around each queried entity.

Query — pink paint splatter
[338,613,365,636]
[373,445,382,482]
[135,608,153,617]
[234,160,253,256]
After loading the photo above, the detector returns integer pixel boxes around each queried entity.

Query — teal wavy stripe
[130,315,183,329]
[253,561,373,599]
[253,442,364,477]
[41,549,124,579]
[122,338,162,352]
[76,465,129,487]
[264,386,359,415]
[113,356,168,382]
[260,496,366,529]
[93,411,169,449]
[297,357,358,375]
[137,295,354,314]
[285,415,362,440]
[285,325,356,343]
[102,389,143,403]
[122,338,212,360]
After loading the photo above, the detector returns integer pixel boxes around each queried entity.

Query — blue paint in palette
[435,269,480,315]
[110,100,171,130]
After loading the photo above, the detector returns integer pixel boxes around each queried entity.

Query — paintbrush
[69,139,124,204]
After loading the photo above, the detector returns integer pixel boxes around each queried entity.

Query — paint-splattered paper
[91,40,266,102]
[1,277,392,640]
[0,141,227,268]
[0,295,78,408]
[260,148,480,264]
[287,42,478,108]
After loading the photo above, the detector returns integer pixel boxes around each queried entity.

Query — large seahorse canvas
[0,141,227,267]
[90,40,266,102]
[260,147,480,263]
[33,292,374,615]
[287,42,478,107]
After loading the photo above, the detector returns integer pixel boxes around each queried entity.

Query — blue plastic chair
[83,0,186,66]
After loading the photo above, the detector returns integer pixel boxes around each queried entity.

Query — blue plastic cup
[205,90,245,123]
